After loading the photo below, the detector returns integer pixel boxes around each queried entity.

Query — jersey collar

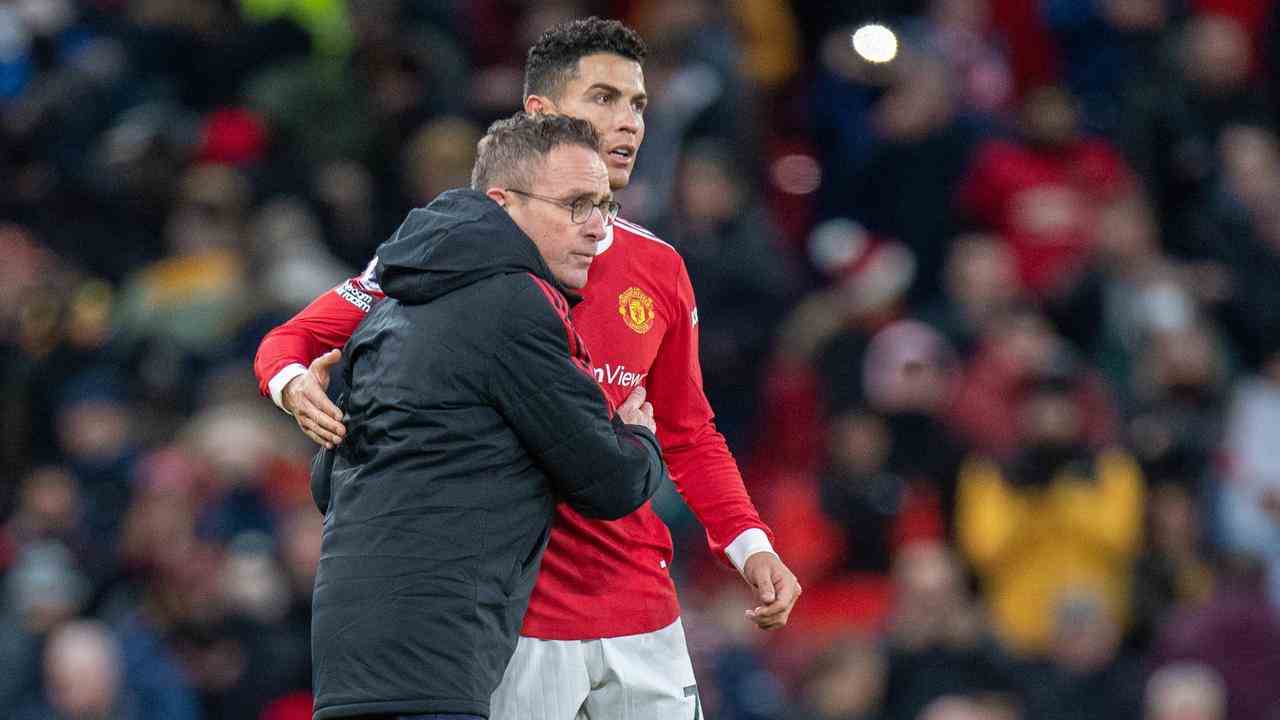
[595,223,615,256]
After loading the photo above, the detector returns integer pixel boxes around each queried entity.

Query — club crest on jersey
[618,286,656,334]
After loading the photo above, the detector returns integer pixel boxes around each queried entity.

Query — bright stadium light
[851,23,898,64]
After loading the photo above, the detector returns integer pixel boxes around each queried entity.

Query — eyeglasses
[505,189,621,226]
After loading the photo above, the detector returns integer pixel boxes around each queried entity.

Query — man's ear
[525,95,553,115]
[486,188,508,206]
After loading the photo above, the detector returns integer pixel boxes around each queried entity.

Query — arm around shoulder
[489,276,667,519]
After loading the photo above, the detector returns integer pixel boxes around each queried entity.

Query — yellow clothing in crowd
[957,449,1145,656]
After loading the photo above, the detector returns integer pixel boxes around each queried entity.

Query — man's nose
[615,106,641,136]
[582,206,606,241]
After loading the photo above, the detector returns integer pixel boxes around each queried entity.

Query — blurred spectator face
[518,2,587,51]
[349,0,401,48]
[1219,125,1280,212]
[1051,592,1119,674]
[530,52,647,190]
[57,398,130,465]
[864,320,956,413]
[165,163,249,255]
[919,696,989,720]
[280,507,322,594]
[44,621,122,719]
[1145,325,1219,399]
[828,411,891,477]
[120,448,201,575]
[1018,387,1083,447]
[66,281,114,352]
[945,236,1020,325]
[0,224,54,333]
[55,371,133,467]
[14,0,72,37]
[1102,0,1167,32]
[802,636,887,719]
[222,537,291,623]
[894,541,965,618]
[891,541,978,648]
[875,56,956,141]
[1264,350,1280,385]
[989,309,1058,377]
[1149,483,1201,557]
[7,541,89,633]
[1146,663,1225,720]
[1020,86,1079,148]
[929,0,990,33]
[1182,14,1250,96]
[251,198,325,262]
[314,159,376,247]
[1096,194,1159,266]
[403,116,482,204]
[678,141,742,227]
[15,467,79,536]
[184,402,290,491]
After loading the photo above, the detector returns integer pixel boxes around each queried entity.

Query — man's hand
[617,386,656,434]
[283,349,346,449]
[743,552,801,630]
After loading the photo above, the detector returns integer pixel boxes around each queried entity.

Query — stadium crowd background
[4,0,1280,718]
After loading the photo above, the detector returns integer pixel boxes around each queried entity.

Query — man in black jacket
[309,113,667,720]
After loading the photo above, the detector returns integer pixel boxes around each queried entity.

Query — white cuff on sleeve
[725,528,777,576]
[268,363,309,414]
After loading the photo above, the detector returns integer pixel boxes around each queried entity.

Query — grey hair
[470,112,600,192]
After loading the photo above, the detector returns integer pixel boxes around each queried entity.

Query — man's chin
[558,272,589,290]
[608,168,633,191]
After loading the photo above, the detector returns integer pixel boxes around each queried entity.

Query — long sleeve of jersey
[253,263,383,401]
[646,257,775,569]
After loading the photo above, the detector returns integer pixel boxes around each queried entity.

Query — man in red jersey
[255,17,800,719]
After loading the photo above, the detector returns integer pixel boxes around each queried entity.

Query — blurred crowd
[4,0,1280,718]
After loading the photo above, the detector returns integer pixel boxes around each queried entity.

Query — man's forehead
[568,53,646,93]
[540,146,609,193]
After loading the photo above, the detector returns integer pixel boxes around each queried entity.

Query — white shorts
[489,618,703,720]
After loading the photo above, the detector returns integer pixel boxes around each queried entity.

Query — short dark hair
[470,112,601,191]
[523,17,647,100]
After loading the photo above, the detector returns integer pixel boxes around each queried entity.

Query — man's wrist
[268,363,309,414]
[725,528,777,575]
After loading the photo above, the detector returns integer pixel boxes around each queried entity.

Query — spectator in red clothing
[752,220,917,480]
[957,84,1134,298]
[948,305,1117,459]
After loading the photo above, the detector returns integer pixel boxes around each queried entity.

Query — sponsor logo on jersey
[336,280,374,311]
[618,286,655,334]
[592,363,648,388]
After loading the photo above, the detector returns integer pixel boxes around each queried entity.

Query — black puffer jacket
[310,189,666,719]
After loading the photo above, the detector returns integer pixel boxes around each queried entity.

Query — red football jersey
[957,137,1132,295]
[255,218,775,639]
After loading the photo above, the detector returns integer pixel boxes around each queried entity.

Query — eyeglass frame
[504,188,621,226]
